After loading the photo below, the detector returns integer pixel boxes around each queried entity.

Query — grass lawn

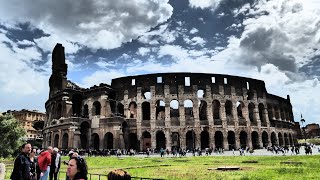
[3,155,320,180]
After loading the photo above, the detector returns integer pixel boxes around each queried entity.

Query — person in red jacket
[38,146,53,180]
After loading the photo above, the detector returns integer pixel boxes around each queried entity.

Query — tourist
[66,157,88,180]
[107,169,131,180]
[49,148,61,180]
[29,148,38,180]
[10,143,32,180]
[38,146,53,180]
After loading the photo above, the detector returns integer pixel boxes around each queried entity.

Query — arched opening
[170,100,180,126]
[128,102,137,118]
[117,103,124,117]
[142,102,150,120]
[278,132,283,146]
[227,131,235,150]
[215,131,223,149]
[56,103,62,119]
[199,100,207,120]
[259,103,266,126]
[237,101,244,118]
[80,121,90,149]
[284,133,289,146]
[93,101,101,116]
[262,131,268,147]
[83,104,89,118]
[267,104,273,121]
[271,132,277,146]
[156,131,166,150]
[62,133,68,149]
[251,131,260,149]
[184,100,193,124]
[289,133,293,146]
[122,121,129,149]
[225,100,233,125]
[143,91,151,100]
[274,106,280,120]
[212,100,220,119]
[54,134,59,148]
[72,94,83,117]
[248,103,255,124]
[156,100,165,120]
[110,100,116,115]
[104,132,113,149]
[280,108,285,120]
[240,131,248,149]
[128,133,138,150]
[197,89,205,98]
[142,131,151,151]
[201,131,209,149]
[171,132,180,150]
[186,130,195,150]
[91,133,100,150]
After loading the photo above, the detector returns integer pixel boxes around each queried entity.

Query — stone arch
[199,100,208,120]
[156,100,165,120]
[156,131,166,150]
[248,103,255,123]
[142,131,151,151]
[128,133,138,150]
[212,100,220,120]
[172,132,180,149]
[214,131,223,149]
[284,133,289,146]
[225,100,233,118]
[251,131,260,149]
[271,132,277,146]
[80,121,90,149]
[227,131,235,150]
[54,134,59,148]
[262,131,268,147]
[278,132,283,146]
[72,94,83,117]
[91,133,99,150]
[83,104,89,118]
[239,131,248,149]
[142,88,151,100]
[92,101,101,116]
[142,102,151,120]
[62,133,68,149]
[117,103,124,117]
[197,89,205,98]
[186,130,196,150]
[184,99,193,123]
[170,100,179,117]
[289,133,293,146]
[128,101,137,118]
[201,131,209,149]
[259,103,266,125]
[280,108,285,120]
[237,101,245,118]
[267,104,273,121]
[274,106,280,120]
[104,132,113,149]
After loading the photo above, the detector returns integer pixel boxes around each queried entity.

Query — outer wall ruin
[43,44,297,151]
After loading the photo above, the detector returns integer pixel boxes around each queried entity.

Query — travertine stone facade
[43,44,297,151]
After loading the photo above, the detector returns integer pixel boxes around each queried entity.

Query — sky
[0,0,319,126]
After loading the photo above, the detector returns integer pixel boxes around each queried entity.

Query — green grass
[3,155,320,179]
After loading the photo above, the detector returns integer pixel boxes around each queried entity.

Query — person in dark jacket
[49,148,61,180]
[29,148,38,180]
[10,143,32,180]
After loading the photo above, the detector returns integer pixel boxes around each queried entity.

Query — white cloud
[0,0,173,51]
[80,70,126,88]
[189,0,222,10]
[190,28,199,34]
[34,34,81,54]
[137,47,151,56]
[17,40,35,46]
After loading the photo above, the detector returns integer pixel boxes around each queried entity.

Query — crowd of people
[10,143,132,180]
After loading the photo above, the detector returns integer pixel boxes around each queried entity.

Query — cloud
[0,0,173,51]
[189,0,222,10]
[79,70,126,88]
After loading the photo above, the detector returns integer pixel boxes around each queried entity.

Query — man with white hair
[38,146,53,180]
[49,147,61,180]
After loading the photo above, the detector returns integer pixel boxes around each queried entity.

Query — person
[29,148,38,180]
[10,143,32,180]
[49,148,61,180]
[38,146,53,180]
[67,157,88,180]
[107,169,131,180]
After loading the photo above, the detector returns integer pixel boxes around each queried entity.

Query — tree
[0,114,26,158]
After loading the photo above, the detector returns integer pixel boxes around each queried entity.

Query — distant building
[7,109,46,140]
[305,123,320,138]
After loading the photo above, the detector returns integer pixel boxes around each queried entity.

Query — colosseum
[43,43,298,151]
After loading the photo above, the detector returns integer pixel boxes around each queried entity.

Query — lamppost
[300,114,306,143]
